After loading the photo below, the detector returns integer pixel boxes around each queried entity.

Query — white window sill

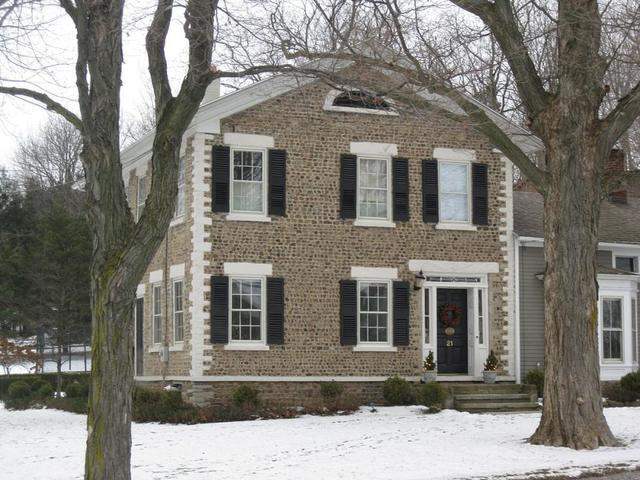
[354,219,396,228]
[170,216,186,227]
[353,345,398,353]
[169,343,184,352]
[225,213,272,223]
[435,222,477,231]
[224,343,270,351]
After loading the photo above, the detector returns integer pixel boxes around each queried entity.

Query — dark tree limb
[146,0,174,117]
[601,81,640,149]
[0,86,83,129]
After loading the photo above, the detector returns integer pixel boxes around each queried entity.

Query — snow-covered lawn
[1,404,639,480]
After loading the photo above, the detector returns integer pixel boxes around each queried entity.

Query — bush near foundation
[418,383,447,410]
[382,376,416,405]
[133,387,203,424]
[603,371,640,405]
[524,368,545,398]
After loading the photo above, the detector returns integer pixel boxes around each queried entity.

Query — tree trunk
[529,138,618,449]
[84,276,134,480]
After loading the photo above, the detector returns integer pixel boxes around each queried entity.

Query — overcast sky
[0,3,192,172]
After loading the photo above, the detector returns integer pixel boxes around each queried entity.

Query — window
[602,298,623,361]
[358,281,390,344]
[333,90,390,111]
[477,289,485,345]
[358,157,390,220]
[152,284,162,344]
[615,256,638,273]
[632,298,637,363]
[439,162,470,222]
[231,149,265,214]
[173,280,184,343]
[174,157,186,218]
[136,176,147,222]
[424,289,430,343]
[230,278,264,343]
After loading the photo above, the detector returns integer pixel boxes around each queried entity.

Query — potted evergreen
[422,351,437,383]
[483,350,499,384]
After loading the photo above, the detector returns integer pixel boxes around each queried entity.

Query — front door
[437,288,468,374]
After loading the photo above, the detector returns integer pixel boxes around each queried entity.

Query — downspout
[514,232,522,383]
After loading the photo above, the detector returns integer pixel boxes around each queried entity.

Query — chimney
[201,78,221,106]
[607,149,627,204]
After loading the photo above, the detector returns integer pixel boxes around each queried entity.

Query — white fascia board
[170,263,185,279]
[350,142,398,157]
[223,132,274,148]
[433,148,476,162]
[519,236,640,251]
[223,262,273,276]
[408,260,499,274]
[149,269,163,283]
[351,267,398,279]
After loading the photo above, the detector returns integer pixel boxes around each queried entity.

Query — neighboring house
[121,65,540,404]
[514,179,640,382]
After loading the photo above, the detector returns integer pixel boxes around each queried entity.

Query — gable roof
[514,191,640,245]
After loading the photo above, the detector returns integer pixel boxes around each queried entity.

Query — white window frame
[613,255,639,273]
[477,288,486,346]
[437,159,472,225]
[601,296,624,362]
[173,157,186,219]
[136,176,147,222]
[227,276,267,347]
[356,279,393,348]
[152,283,162,345]
[229,147,268,217]
[356,154,392,223]
[632,297,638,364]
[172,279,184,344]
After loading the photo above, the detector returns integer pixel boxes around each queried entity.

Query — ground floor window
[602,297,623,361]
[173,280,184,343]
[230,277,263,342]
[632,298,637,363]
[358,281,390,344]
[152,284,162,344]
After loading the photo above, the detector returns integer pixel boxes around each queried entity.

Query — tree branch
[0,86,83,129]
[603,169,640,195]
[146,0,174,117]
[601,80,640,149]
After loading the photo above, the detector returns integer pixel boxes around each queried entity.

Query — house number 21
[446,340,454,347]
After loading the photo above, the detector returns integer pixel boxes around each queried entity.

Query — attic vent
[332,90,390,111]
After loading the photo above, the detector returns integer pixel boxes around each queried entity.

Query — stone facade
[125,70,515,406]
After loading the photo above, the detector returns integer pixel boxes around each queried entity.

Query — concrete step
[454,393,535,403]
[448,383,537,396]
[455,401,540,412]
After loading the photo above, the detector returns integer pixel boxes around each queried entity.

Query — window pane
[230,278,263,342]
[603,299,611,328]
[615,257,637,273]
[424,289,430,342]
[232,151,263,213]
[359,282,389,343]
[358,158,388,219]
[441,194,469,222]
[611,300,622,329]
[440,163,468,194]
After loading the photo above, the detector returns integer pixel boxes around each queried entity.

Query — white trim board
[223,132,274,148]
[408,260,500,274]
[433,148,476,162]
[136,284,145,297]
[223,262,273,276]
[149,269,163,283]
[351,267,398,279]
[170,263,185,279]
[350,141,398,157]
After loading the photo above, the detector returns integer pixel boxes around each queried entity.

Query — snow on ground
[1,404,639,480]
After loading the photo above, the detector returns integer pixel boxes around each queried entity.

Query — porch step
[449,384,539,413]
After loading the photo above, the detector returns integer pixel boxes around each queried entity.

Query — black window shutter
[422,159,439,223]
[393,281,410,346]
[340,280,357,345]
[212,145,230,213]
[211,276,229,344]
[472,163,489,225]
[392,157,409,221]
[266,277,285,345]
[340,154,357,219]
[268,149,287,216]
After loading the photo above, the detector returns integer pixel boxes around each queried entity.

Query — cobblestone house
[121,67,538,406]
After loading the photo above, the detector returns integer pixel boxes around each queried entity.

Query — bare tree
[255,0,640,449]
[0,1,302,478]
[14,114,83,188]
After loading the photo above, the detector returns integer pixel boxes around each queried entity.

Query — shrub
[231,385,261,409]
[603,382,638,404]
[30,379,50,394]
[320,382,344,400]
[620,371,640,400]
[133,387,201,424]
[65,381,88,398]
[382,376,415,405]
[36,383,55,399]
[7,380,31,400]
[418,383,447,408]
[525,368,545,398]
[47,396,88,414]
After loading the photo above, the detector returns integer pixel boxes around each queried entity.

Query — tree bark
[529,129,618,449]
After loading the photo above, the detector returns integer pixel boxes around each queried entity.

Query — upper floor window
[602,297,623,361]
[333,90,390,111]
[136,176,147,222]
[358,281,390,344]
[152,284,162,345]
[358,156,390,220]
[439,161,470,223]
[615,256,638,273]
[231,149,266,214]
[174,157,186,218]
